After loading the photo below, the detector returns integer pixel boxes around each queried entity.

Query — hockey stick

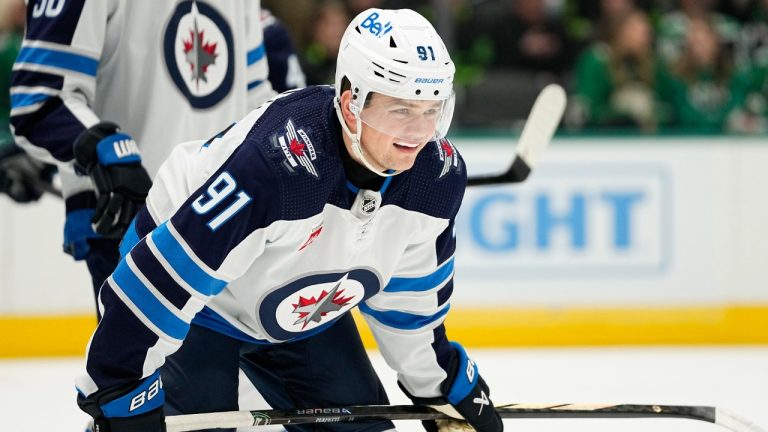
[466,83,566,187]
[165,403,764,432]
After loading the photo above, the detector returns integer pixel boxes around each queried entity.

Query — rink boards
[2,136,767,356]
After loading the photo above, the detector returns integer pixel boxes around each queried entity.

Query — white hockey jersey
[10,0,275,197]
[76,86,467,401]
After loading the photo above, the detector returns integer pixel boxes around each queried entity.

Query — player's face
[357,93,444,171]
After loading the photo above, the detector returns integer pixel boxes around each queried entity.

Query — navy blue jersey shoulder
[384,138,467,220]
[242,86,348,220]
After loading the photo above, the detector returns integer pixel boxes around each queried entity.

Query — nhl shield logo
[275,120,319,178]
[163,1,234,108]
[361,196,377,214]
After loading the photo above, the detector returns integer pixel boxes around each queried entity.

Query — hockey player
[9,0,277,301]
[76,8,504,432]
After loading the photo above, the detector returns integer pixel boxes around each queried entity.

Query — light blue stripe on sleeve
[151,223,227,296]
[247,80,264,90]
[119,218,140,258]
[247,43,266,65]
[112,260,189,340]
[359,302,450,330]
[10,92,51,109]
[384,258,454,293]
[16,47,99,76]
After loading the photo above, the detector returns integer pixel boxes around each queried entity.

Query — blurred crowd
[264,0,768,134]
[1,0,767,135]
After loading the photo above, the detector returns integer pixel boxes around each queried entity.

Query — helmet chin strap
[334,97,400,178]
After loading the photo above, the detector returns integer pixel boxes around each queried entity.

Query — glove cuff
[445,342,478,405]
[74,122,140,174]
[78,371,165,420]
[96,133,141,166]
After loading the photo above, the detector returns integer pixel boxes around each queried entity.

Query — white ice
[1,347,766,432]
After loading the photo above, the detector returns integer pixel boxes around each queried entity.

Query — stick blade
[516,83,567,170]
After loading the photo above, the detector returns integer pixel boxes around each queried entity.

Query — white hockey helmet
[334,9,456,174]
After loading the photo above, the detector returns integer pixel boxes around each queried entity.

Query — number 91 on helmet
[334,8,456,147]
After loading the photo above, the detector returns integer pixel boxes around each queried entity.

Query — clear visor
[354,92,455,146]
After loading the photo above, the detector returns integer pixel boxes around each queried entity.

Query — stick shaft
[466,84,566,187]
[165,403,764,432]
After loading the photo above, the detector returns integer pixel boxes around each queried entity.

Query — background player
[76,8,503,432]
[8,0,280,306]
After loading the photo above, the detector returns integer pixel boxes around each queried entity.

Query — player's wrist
[78,371,165,432]
[400,342,503,432]
[74,122,142,175]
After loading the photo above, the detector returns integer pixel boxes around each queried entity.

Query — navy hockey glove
[73,122,152,238]
[400,342,502,432]
[77,371,166,432]
[0,146,56,203]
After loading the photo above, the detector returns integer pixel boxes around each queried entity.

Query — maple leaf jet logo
[183,18,218,88]
[277,120,319,178]
[292,275,355,329]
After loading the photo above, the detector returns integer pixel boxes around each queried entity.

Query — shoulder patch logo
[436,138,460,179]
[275,119,319,178]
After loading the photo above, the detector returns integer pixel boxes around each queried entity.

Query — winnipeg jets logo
[436,139,460,179]
[473,390,490,415]
[276,120,319,178]
[183,18,218,88]
[262,269,380,340]
[164,0,234,108]
[291,275,355,329]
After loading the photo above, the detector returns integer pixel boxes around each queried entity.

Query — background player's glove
[77,371,166,432]
[73,122,152,238]
[400,342,503,432]
[0,146,56,203]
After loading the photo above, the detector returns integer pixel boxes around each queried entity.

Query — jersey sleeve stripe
[128,240,195,312]
[135,206,159,238]
[110,258,190,340]
[150,222,228,296]
[10,97,87,162]
[145,235,210,302]
[10,70,64,93]
[436,279,453,307]
[10,92,55,110]
[120,219,141,258]
[359,302,451,330]
[247,79,264,90]
[384,257,455,293]
[105,276,187,343]
[246,43,266,65]
[15,46,99,77]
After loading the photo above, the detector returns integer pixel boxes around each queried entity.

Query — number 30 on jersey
[192,172,252,231]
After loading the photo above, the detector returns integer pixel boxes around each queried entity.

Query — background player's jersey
[10,0,275,197]
[77,86,467,401]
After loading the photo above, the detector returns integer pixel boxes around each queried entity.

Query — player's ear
[339,90,358,134]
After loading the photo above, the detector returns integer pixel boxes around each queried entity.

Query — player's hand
[0,147,56,203]
[73,122,152,237]
[400,342,503,432]
[77,372,166,432]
